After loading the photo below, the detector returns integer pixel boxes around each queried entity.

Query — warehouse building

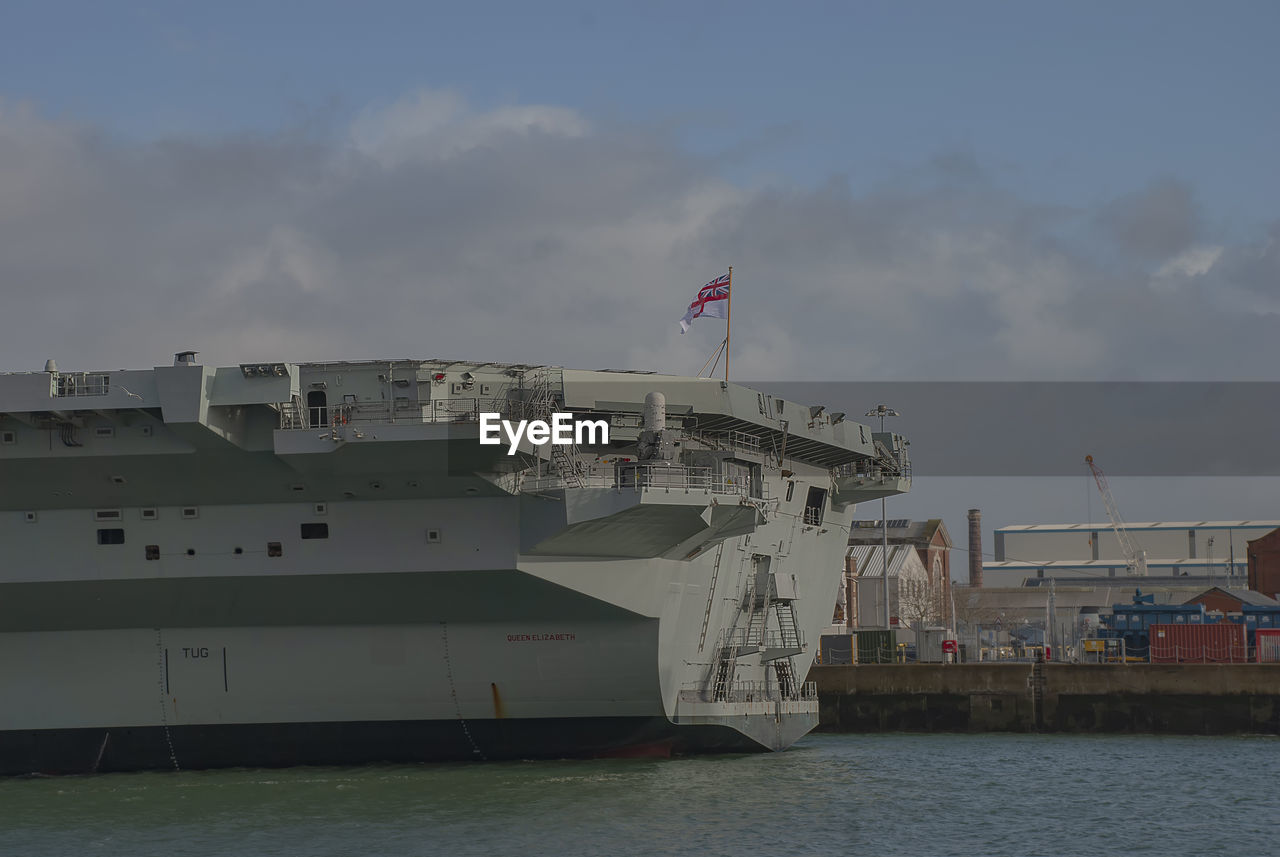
[987,521,1280,587]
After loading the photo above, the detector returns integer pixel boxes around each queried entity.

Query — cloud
[1095,177,1199,259]
[350,90,590,165]
[0,91,1276,381]
[1154,245,1223,279]
[1212,222,1280,295]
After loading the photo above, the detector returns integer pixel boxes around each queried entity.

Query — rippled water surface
[1,733,1274,856]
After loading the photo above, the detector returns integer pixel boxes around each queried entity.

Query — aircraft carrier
[0,353,910,773]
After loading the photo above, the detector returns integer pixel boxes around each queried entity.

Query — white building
[847,544,931,630]
[988,521,1279,586]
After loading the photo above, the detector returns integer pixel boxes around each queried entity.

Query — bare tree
[898,575,939,631]
[897,570,943,660]
[950,588,1001,661]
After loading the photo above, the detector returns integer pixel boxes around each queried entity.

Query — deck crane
[1085,455,1147,576]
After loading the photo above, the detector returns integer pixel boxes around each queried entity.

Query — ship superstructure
[0,354,909,773]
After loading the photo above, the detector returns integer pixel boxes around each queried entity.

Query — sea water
[1,733,1274,856]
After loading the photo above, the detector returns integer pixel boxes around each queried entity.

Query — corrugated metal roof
[848,518,951,548]
[997,521,1280,533]
[847,544,920,579]
[1183,587,1280,607]
[1022,575,1243,589]
[953,585,1211,612]
[985,559,1250,569]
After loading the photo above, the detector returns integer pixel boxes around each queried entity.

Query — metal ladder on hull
[711,655,736,702]
[775,601,802,650]
[773,659,798,700]
[697,543,726,652]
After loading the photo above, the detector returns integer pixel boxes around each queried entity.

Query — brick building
[1248,527,1280,600]
[846,518,953,629]
[1183,586,1280,614]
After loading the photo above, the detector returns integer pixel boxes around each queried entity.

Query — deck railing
[53,372,110,397]
[518,463,751,497]
[280,397,515,430]
[681,679,816,703]
[832,458,913,480]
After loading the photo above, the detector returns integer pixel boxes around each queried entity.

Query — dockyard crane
[1085,455,1148,576]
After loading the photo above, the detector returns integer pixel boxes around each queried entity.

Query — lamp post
[865,404,900,636]
[1207,536,1215,586]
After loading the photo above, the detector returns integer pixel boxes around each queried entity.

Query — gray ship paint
[0,357,908,772]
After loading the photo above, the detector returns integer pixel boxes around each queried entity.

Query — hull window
[97,528,125,545]
[301,523,329,540]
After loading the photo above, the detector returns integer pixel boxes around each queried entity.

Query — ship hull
[0,716,772,776]
[0,564,795,775]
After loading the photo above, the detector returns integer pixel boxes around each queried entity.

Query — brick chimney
[968,509,983,587]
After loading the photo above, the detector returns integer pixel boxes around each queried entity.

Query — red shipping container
[1149,623,1248,664]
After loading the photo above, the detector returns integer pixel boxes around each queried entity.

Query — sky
[1,1,1277,546]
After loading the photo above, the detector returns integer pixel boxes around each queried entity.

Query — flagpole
[724,266,733,383]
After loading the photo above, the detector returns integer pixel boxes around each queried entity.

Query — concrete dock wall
[811,664,1280,734]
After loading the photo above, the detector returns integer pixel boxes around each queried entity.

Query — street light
[865,404,900,635]
[1207,536,1215,586]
